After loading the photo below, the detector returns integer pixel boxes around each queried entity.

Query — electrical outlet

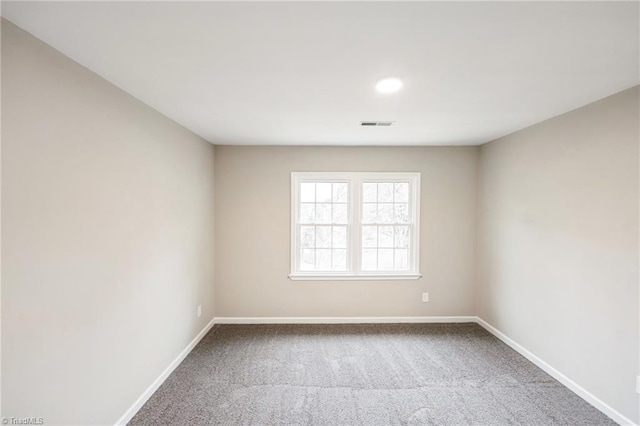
[197,305,202,318]
[422,292,429,303]
[636,376,640,394]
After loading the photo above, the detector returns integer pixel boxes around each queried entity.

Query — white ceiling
[3,1,639,146]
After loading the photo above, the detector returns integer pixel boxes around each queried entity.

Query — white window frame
[290,172,421,280]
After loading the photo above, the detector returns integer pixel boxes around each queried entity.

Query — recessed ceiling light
[375,78,403,94]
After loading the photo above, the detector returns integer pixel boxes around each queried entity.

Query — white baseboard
[114,318,216,426]
[214,316,476,324]
[476,317,637,426]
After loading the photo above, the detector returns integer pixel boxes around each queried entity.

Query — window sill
[288,273,422,281]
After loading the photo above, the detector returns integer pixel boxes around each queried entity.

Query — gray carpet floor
[129,323,615,425]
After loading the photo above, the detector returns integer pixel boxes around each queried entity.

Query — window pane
[395,226,410,248]
[362,203,377,223]
[395,249,409,270]
[316,226,331,248]
[394,203,409,223]
[378,203,394,224]
[316,183,332,203]
[363,183,377,202]
[362,249,377,270]
[300,226,315,248]
[332,249,347,271]
[300,204,315,224]
[378,183,393,202]
[379,226,394,248]
[394,182,409,202]
[294,174,418,276]
[316,249,332,270]
[333,226,347,248]
[316,203,331,223]
[362,226,377,247]
[333,183,348,203]
[332,204,347,224]
[300,249,315,271]
[300,183,315,202]
[378,249,394,270]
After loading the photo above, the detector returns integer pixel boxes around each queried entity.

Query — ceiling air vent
[361,121,394,127]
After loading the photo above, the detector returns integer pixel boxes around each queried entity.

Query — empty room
[1,1,639,425]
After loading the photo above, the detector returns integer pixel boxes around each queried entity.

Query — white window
[290,172,421,280]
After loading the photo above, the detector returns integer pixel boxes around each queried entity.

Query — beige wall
[215,146,478,318]
[1,20,216,425]
[477,86,639,423]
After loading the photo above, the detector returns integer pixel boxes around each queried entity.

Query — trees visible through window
[290,172,421,280]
